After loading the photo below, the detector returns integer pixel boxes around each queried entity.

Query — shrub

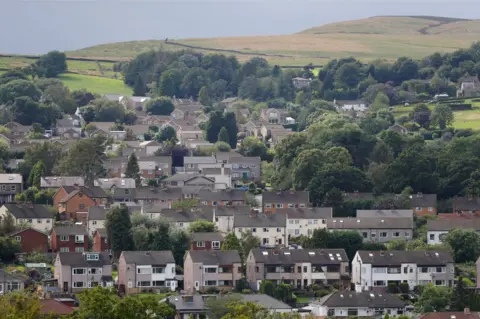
[399,282,409,293]
[387,282,399,293]
[315,289,330,298]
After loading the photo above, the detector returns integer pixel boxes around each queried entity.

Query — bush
[399,282,409,293]
[388,282,399,293]
[315,289,330,298]
[446,103,472,111]
[242,289,252,294]
[204,287,219,294]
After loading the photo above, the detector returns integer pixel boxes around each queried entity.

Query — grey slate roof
[198,189,245,202]
[161,209,213,223]
[163,173,201,182]
[356,210,413,219]
[203,206,251,216]
[88,207,107,221]
[184,156,217,165]
[327,217,413,229]
[190,232,224,242]
[188,250,241,265]
[453,197,480,211]
[41,176,85,188]
[234,213,286,228]
[0,174,22,184]
[121,251,175,265]
[251,248,348,264]
[263,191,309,203]
[0,269,23,282]
[94,178,136,189]
[134,187,182,200]
[4,204,52,219]
[202,168,232,175]
[427,219,480,231]
[357,250,454,266]
[60,186,107,201]
[57,252,111,267]
[53,225,88,236]
[276,207,332,219]
[411,193,437,208]
[317,291,405,308]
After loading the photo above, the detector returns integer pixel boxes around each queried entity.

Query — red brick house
[50,225,88,253]
[190,232,224,251]
[93,228,110,253]
[9,228,49,253]
[53,185,108,220]
[198,189,246,207]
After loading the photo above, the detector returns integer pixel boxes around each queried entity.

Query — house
[221,97,239,107]
[139,140,163,155]
[134,187,182,206]
[183,250,242,292]
[356,210,414,219]
[50,225,89,253]
[234,212,288,247]
[87,206,107,235]
[411,193,437,216]
[260,123,286,140]
[183,138,214,150]
[263,191,309,214]
[136,115,171,126]
[54,252,113,293]
[198,189,246,206]
[388,124,408,134]
[9,228,49,253]
[453,197,480,213]
[215,153,261,182]
[104,158,128,178]
[351,250,455,292]
[278,207,332,238]
[137,156,172,177]
[0,203,53,232]
[0,269,24,294]
[157,208,214,231]
[420,311,480,319]
[201,167,232,189]
[327,218,413,243]
[183,156,217,173]
[0,174,23,203]
[5,122,32,138]
[169,294,293,319]
[260,108,289,125]
[244,120,263,137]
[55,117,82,136]
[457,76,480,98]
[94,178,136,190]
[270,128,293,148]
[53,185,108,220]
[178,125,204,144]
[309,291,408,317]
[41,176,85,189]
[93,229,110,253]
[190,232,224,251]
[208,205,251,233]
[162,174,214,191]
[118,251,177,294]
[119,96,151,109]
[246,248,349,291]
[334,99,368,112]
[292,77,312,89]
[426,219,480,245]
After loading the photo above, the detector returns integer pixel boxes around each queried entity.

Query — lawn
[135,292,172,301]
[296,296,313,303]
[58,73,132,95]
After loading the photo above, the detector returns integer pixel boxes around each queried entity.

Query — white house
[426,219,480,245]
[351,250,455,292]
[310,291,409,317]
[234,212,288,247]
[334,99,368,112]
[201,165,232,190]
[0,204,53,233]
[276,207,332,238]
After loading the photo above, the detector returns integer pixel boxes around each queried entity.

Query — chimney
[465,308,470,314]
[27,201,33,208]
[249,209,255,218]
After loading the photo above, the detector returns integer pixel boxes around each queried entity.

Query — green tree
[145,97,175,115]
[27,160,46,188]
[71,89,95,107]
[124,153,141,186]
[0,292,47,319]
[172,199,199,211]
[240,230,260,261]
[0,79,41,104]
[260,280,275,297]
[154,126,177,143]
[189,220,215,233]
[222,233,241,251]
[306,228,329,249]
[445,228,480,263]
[238,136,268,159]
[198,86,211,106]
[171,230,190,265]
[217,127,230,144]
[205,294,243,319]
[0,237,20,263]
[105,205,134,257]
[221,301,267,319]
[274,283,293,303]
[34,50,68,78]
[415,284,452,313]
[450,276,469,311]
[157,70,181,97]
[150,222,171,251]
[431,104,454,130]
[387,239,407,250]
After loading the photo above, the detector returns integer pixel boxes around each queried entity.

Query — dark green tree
[222,233,242,251]
[259,280,275,297]
[145,97,175,115]
[150,223,171,251]
[450,276,469,311]
[217,127,230,144]
[34,50,68,78]
[105,205,134,257]
[445,228,480,263]
[154,126,177,143]
[171,230,190,265]
[198,86,211,106]
[189,220,215,233]
[27,160,46,188]
[124,153,141,186]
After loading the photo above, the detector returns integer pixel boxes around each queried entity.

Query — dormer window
[86,253,99,261]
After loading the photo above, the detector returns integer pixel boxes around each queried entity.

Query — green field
[393,99,480,130]
[58,74,132,95]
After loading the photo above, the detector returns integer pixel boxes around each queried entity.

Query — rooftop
[121,251,175,265]
[263,191,309,203]
[190,232,224,242]
[41,176,85,188]
[315,291,405,308]
[57,252,111,267]
[251,248,348,264]
[188,250,241,265]
[3,204,52,219]
[327,217,413,229]
[0,174,22,184]
[53,225,88,236]
[234,213,286,228]
[357,250,454,266]
[427,219,480,231]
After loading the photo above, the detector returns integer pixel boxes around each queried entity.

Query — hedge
[447,103,472,111]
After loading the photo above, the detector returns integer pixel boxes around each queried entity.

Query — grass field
[58,74,132,95]
[68,16,480,66]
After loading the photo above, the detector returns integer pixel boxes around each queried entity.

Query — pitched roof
[420,313,480,319]
[4,204,52,219]
[59,186,107,202]
[57,252,111,267]
[202,168,232,175]
[203,206,251,216]
[134,187,182,200]
[427,219,480,231]
[411,193,437,208]
[356,210,413,219]
[9,227,48,237]
[0,174,22,184]
[53,225,87,236]
[251,248,348,264]
[41,176,85,188]
[0,269,22,282]
[163,173,200,182]
[316,291,405,308]
[121,251,175,265]
[327,217,413,230]
[276,207,332,219]
[357,250,454,266]
[161,209,213,223]
[95,228,108,238]
[263,191,309,203]
[94,178,136,189]
[184,156,217,164]
[188,250,241,265]
[190,232,224,242]
[198,189,245,202]
[453,197,480,211]
[125,124,150,135]
[234,213,286,228]
[88,206,107,221]
[40,300,74,315]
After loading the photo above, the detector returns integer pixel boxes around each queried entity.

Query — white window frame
[75,247,85,252]
[196,241,205,248]
[60,247,69,252]
[72,268,86,275]
[14,236,21,242]
[212,241,220,249]
[73,281,84,288]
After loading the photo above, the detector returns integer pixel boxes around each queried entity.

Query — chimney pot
[465,308,470,314]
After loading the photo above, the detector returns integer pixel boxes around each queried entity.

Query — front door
[63,282,68,293]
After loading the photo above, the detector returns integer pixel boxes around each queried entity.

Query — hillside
[68,16,480,66]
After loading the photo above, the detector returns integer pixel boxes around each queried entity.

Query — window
[393,232,400,237]
[14,236,21,242]
[152,281,165,287]
[212,241,220,249]
[308,220,313,224]
[75,247,85,252]
[374,280,386,286]
[294,229,300,235]
[380,232,387,238]
[373,268,387,273]
[212,201,218,206]
[10,185,16,191]
[289,220,294,224]
[35,219,42,224]
[152,267,165,274]
[314,220,318,224]
[137,281,151,287]
[420,267,429,273]
[86,253,99,261]
[327,309,335,316]
[436,267,445,273]
[73,282,84,288]
[28,219,32,223]
[303,266,307,272]
[252,228,256,232]
[79,204,85,209]
[89,268,102,275]
[428,207,433,212]
[125,189,130,195]
[46,219,50,223]
[277,228,282,232]
[429,234,435,240]
[405,232,410,237]
[78,192,83,197]
[288,203,295,208]
[73,268,86,275]
[1,185,5,191]
[137,268,151,274]
[255,266,259,273]
[371,233,376,238]
[276,204,283,208]
[362,232,368,238]
[60,247,69,252]
[418,280,430,285]
[204,267,217,274]
[416,207,421,211]
[348,309,358,316]
[265,204,271,208]
[299,204,306,208]
[435,280,445,286]
[204,280,217,286]
[263,228,269,232]
[403,267,408,274]
[295,220,299,224]
[196,241,205,248]
[75,235,84,243]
